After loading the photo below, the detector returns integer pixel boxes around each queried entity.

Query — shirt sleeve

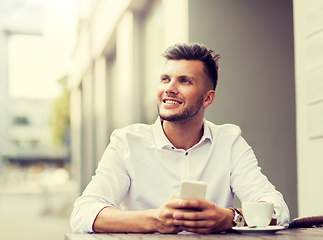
[70,130,131,233]
[230,129,290,227]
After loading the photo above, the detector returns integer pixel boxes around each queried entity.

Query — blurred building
[0,0,42,158]
[7,98,69,165]
[69,0,323,221]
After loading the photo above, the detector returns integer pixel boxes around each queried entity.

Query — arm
[70,131,131,233]
[93,207,159,233]
[93,195,184,234]
[93,196,235,234]
[230,134,290,226]
[71,129,186,234]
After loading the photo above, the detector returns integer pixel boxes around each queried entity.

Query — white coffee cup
[242,202,281,228]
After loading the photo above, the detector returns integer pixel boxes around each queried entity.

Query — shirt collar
[153,117,171,149]
[153,117,213,149]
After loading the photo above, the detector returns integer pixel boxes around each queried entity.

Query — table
[65,228,323,240]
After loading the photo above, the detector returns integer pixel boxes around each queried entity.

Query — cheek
[181,90,194,100]
[184,90,202,103]
[156,85,164,98]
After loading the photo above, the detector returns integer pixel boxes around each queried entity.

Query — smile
[163,100,182,104]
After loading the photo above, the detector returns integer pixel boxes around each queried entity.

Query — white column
[70,86,82,193]
[81,69,95,188]
[94,56,108,164]
[114,11,134,129]
[0,30,9,157]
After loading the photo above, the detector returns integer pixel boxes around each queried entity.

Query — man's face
[157,59,210,122]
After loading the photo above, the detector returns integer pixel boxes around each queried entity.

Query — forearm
[93,206,157,233]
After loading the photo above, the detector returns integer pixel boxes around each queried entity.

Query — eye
[161,77,170,83]
[181,78,190,84]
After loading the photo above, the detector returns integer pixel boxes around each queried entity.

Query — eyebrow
[160,74,196,81]
[178,75,195,81]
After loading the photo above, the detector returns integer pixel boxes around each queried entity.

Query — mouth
[162,99,183,105]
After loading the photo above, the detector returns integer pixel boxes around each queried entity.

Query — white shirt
[70,118,290,233]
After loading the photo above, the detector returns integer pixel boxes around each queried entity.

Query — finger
[173,211,206,221]
[174,219,209,228]
[165,200,199,210]
[164,198,182,209]
[177,199,212,210]
[169,195,179,200]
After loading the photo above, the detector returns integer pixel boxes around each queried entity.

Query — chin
[159,114,187,122]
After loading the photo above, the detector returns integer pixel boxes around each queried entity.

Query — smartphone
[179,180,207,200]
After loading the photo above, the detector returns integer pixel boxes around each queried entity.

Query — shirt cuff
[71,202,113,233]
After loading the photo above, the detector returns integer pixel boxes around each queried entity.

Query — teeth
[165,100,180,104]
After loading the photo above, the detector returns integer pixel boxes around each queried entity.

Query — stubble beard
[157,96,204,123]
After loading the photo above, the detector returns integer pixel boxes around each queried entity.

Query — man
[70,43,290,234]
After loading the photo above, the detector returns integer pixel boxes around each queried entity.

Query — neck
[161,116,204,150]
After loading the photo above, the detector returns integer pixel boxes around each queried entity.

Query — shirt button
[185,152,188,156]
[171,147,174,149]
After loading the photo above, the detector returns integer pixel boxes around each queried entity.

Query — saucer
[232,226,285,235]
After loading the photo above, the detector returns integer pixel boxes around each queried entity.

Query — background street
[0,165,78,240]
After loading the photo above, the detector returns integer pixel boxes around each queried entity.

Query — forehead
[162,59,206,77]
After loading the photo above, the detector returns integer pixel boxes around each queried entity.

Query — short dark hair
[161,43,221,90]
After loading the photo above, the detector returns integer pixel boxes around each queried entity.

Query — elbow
[70,209,91,233]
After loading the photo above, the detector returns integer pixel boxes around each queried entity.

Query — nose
[164,79,178,95]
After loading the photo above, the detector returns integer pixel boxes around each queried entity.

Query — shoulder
[205,120,243,144]
[206,120,242,136]
[111,122,154,142]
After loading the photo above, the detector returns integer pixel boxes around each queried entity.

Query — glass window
[13,116,29,126]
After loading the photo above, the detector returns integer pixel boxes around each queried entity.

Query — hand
[153,195,183,234]
[171,199,234,233]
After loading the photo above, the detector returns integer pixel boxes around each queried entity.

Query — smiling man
[70,43,290,234]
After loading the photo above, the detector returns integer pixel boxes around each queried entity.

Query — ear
[202,90,215,108]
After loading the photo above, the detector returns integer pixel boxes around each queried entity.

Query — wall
[188,0,297,219]
[294,0,323,217]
